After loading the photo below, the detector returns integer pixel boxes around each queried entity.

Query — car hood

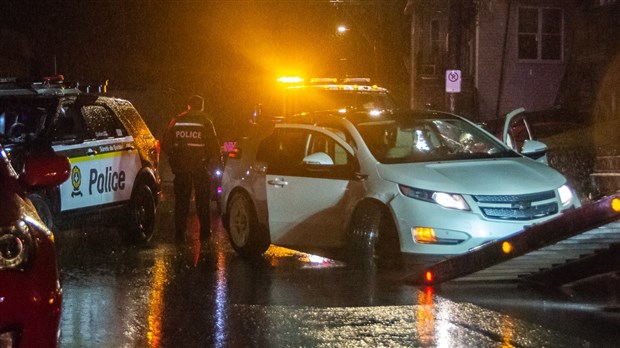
[376,157,566,195]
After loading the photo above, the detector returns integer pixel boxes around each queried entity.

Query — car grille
[472,191,559,221]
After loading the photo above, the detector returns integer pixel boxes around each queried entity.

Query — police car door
[265,125,358,248]
[52,100,141,212]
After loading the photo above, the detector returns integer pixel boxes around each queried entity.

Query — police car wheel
[227,192,269,257]
[29,193,55,231]
[347,203,401,270]
[122,183,156,244]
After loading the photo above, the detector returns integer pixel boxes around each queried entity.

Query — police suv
[0,76,161,244]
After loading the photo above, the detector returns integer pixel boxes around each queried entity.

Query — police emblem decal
[71,165,83,197]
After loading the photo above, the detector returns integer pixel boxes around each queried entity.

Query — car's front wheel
[122,183,156,244]
[226,192,270,257]
[347,202,401,270]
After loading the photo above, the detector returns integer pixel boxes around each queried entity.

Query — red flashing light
[425,271,434,283]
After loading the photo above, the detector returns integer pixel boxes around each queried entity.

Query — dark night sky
[1,0,410,138]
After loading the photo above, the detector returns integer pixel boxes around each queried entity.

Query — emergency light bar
[342,77,372,84]
[277,76,304,84]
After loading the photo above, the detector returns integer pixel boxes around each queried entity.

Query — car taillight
[151,139,161,169]
[227,147,241,159]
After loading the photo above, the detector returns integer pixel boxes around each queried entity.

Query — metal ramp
[455,221,620,283]
[414,191,620,286]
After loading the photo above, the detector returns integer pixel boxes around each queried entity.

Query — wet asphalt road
[54,187,620,347]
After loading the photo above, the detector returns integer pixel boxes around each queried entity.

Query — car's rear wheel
[122,183,156,244]
[226,192,270,257]
[29,193,55,230]
[347,202,401,270]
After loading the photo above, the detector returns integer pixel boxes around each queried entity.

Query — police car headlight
[0,220,34,271]
[399,185,470,211]
[558,184,574,207]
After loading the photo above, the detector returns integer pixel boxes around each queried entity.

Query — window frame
[517,6,564,63]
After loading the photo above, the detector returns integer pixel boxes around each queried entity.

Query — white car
[220,109,579,268]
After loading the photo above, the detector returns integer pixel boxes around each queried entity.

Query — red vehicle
[0,145,70,348]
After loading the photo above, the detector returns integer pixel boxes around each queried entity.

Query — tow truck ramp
[416,191,620,286]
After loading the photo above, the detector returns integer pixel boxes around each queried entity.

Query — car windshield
[290,88,395,111]
[263,87,397,117]
[355,112,517,164]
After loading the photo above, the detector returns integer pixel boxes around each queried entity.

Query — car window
[257,129,307,176]
[260,88,398,118]
[81,104,128,140]
[306,132,349,166]
[0,98,57,144]
[257,128,354,178]
[50,104,85,143]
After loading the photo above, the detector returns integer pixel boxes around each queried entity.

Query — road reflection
[415,286,436,346]
[57,214,595,347]
[214,238,227,348]
[146,255,167,347]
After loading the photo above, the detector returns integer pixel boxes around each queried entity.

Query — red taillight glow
[151,139,161,168]
[228,148,240,159]
[425,271,434,283]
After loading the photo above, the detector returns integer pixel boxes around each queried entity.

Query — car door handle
[267,178,288,188]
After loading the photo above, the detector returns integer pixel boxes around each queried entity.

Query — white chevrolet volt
[220,109,579,268]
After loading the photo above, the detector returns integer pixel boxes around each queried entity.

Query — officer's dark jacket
[163,110,220,173]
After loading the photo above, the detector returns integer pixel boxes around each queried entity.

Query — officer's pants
[173,168,211,241]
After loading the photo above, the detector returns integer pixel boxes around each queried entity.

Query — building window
[518,7,563,61]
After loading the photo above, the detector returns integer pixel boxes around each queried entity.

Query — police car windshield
[354,112,516,164]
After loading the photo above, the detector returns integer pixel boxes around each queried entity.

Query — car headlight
[399,185,470,211]
[0,220,33,271]
[558,184,574,207]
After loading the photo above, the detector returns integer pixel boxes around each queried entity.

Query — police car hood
[376,157,566,195]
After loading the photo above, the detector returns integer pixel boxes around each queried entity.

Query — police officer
[163,95,221,244]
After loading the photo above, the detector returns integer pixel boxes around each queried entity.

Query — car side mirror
[21,153,71,188]
[521,140,548,164]
[302,152,334,166]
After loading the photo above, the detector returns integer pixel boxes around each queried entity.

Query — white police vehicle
[0,76,161,243]
[220,109,580,268]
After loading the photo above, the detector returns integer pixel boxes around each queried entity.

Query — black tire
[226,192,270,257]
[347,202,401,270]
[122,183,156,244]
[29,193,55,231]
